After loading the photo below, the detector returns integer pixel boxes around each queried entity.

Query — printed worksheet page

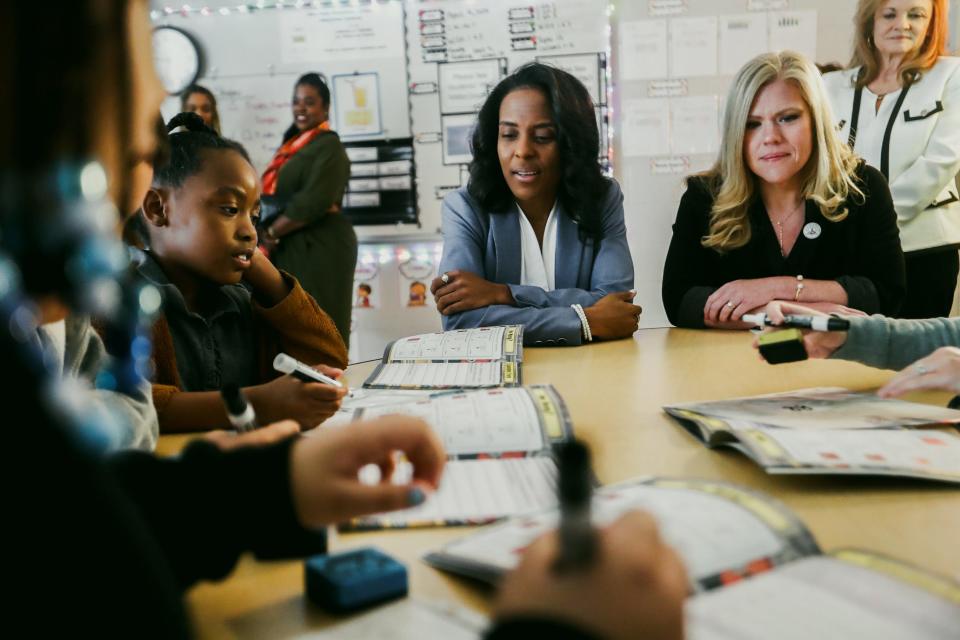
[670,388,960,430]
[736,426,960,481]
[386,326,519,361]
[345,387,553,455]
[686,555,960,640]
[344,456,558,529]
[428,479,809,584]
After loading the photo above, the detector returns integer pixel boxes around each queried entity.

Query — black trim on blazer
[925,190,959,209]
[880,84,912,180]
[847,86,863,147]
[904,100,944,121]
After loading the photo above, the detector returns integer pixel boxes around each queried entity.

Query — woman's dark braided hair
[125,112,251,248]
[153,112,250,188]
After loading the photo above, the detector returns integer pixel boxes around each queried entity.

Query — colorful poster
[333,72,382,137]
[353,261,382,309]
[397,256,439,308]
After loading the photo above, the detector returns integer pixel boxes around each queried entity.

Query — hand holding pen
[751,301,851,360]
[230,355,347,430]
[553,440,596,573]
[489,441,689,638]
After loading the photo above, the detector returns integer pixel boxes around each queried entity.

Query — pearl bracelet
[571,303,592,342]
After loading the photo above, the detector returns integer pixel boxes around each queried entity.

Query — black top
[7,345,594,637]
[662,163,906,328]
[9,344,326,637]
[136,249,262,391]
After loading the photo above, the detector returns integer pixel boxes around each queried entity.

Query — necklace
[773,200,804,258]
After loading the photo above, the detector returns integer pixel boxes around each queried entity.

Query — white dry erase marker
[273,353,344,388]
[742,313,851,332]
[220,384,258,433]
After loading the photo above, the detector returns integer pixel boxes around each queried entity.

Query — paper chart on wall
[438,59,505,114]
[279,2,405,65]
[538,53,604,105]
[670,96,719,156]
[442,114,477,166]
[621,99,671,158]
[669,16,718,78]
[769,11,818,63]
[619,19,668,81]
[719,13,768,76]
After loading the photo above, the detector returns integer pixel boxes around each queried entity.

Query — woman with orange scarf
[261,73,356,346]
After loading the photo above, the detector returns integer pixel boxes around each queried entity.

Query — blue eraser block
[305,547,408,613]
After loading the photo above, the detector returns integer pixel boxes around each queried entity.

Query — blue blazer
[438,180,634,345]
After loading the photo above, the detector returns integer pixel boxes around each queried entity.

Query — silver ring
[440,272,450,284]
[915,363,929,374]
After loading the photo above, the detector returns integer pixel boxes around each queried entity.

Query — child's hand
[243,247,291,307]
[203,420,300,450]
[247,374,348,430]
[289,415,445,528]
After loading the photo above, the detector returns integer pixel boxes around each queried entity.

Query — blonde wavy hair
[850,0,947,87]
[701,51,863,253]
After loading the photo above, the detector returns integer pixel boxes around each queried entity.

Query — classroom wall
[149,0,957,361]
[612,0,858,328]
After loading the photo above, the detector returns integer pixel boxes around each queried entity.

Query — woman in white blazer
[823,0,960,318]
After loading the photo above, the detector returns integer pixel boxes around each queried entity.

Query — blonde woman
[662,51,905,329]
[823,0,960,319]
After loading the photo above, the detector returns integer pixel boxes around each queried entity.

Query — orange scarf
[261,121,330,196]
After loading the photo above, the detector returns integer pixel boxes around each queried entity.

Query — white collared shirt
[518,202,558,291]
[38,319,67,377]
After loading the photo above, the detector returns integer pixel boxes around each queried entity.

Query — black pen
[742,313,851,332]
[553,440,596,573]
[220,384,257,433]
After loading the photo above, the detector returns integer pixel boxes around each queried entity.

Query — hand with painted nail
[289,415,446,529]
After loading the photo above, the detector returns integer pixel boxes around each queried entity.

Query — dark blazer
[438,180,634,345]
[662,163,906,328]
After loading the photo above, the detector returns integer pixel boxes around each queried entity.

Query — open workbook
[362,325,523,390]
[338,385,572,531]
[664,388,960,483]
[425,478,960,640]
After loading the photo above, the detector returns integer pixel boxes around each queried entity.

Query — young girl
[136,112,348,433]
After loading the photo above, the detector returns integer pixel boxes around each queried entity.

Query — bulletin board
[611,0,859,328]
[404,0,613,236]
[153,1,413,226]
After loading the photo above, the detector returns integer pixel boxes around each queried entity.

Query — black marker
[220,384,257,433]
[553,440,596,573]
[743,313,851,332]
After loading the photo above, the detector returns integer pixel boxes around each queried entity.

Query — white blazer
[823,57,960,252]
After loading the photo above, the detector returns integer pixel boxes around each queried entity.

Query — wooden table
[157,328,960,638]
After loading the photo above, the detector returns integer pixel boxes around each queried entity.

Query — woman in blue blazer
[431,63,640,346]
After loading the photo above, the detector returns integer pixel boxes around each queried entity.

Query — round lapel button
[803,222,822,239]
